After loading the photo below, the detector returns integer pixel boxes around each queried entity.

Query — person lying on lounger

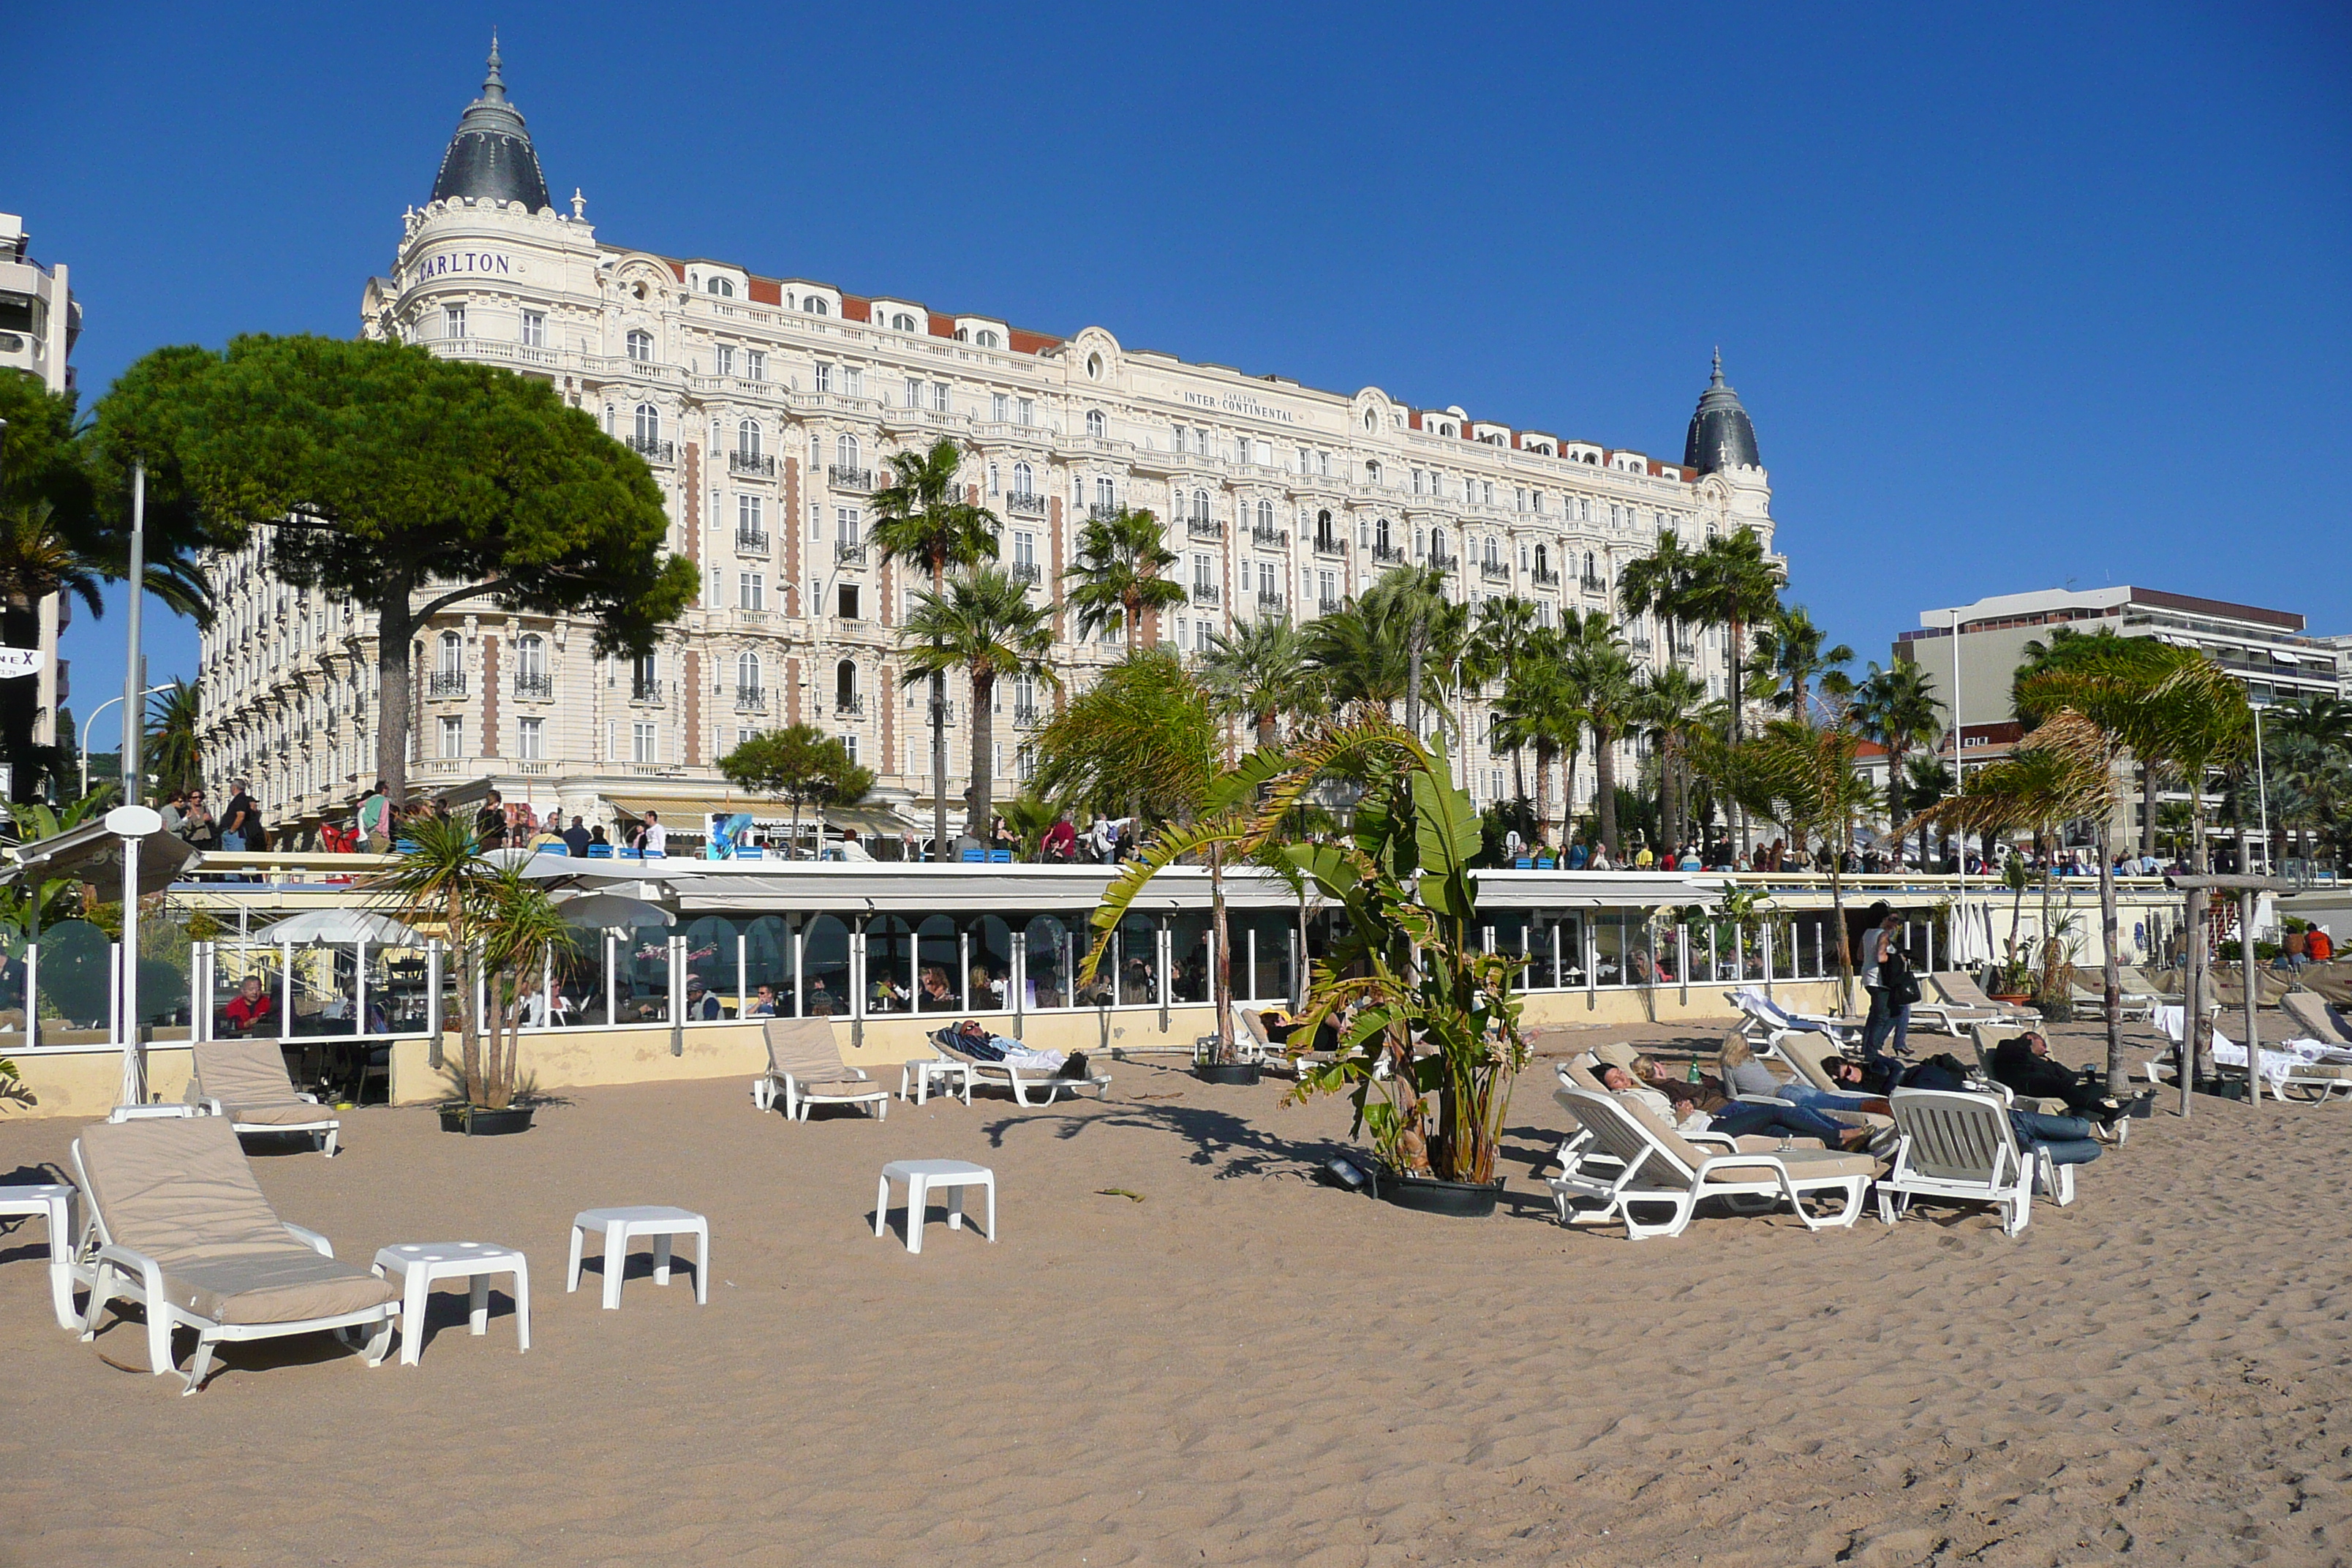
[938,1019,1093,1079]
[1989,1031,2125,1124]
[1597,1063,1877,1153]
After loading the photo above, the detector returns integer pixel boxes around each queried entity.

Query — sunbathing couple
[1591,1041,1888,1156]
[1783,1029,2119,1172]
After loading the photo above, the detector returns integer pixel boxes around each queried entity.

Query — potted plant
[372,817,574,1134]
[1088,717,1527,1215]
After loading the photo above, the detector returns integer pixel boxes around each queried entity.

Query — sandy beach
[2,1019,2348,1567]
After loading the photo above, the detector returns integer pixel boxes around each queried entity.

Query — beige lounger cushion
[220,1101,339,1128]
[78,1117,395,1325]
[1706,1148,1880,1183]
[190,1038,335,1126]
[764,1018,881,1096]
[2283,993,2352,1049]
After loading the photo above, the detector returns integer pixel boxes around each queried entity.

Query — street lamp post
[80,685,171,802]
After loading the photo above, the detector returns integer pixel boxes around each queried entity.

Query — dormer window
[704,276,734,297]
[804,297,829,317]
[891,312,916,331]
[976,330,1000,349]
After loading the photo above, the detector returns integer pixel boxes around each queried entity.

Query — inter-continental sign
[404,251,516,289]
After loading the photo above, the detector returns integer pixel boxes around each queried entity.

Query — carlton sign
[404,251,516,289]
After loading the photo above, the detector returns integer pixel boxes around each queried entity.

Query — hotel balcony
[1004,491,1047,518]
[728,450,776,477]
[834,541,867,565]
[1011,560,1041,587]
[426,673,467,698]
[1251,525,1289,550]
[1186,517,1225,540]
[625,434,675,464]
[735,527,772,555]
[1190,582,1221,606]
[511,672,554,700]
[828,464,872,491]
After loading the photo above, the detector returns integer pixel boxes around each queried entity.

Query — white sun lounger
[1727,987,1865,1047]
[1876,1087,2073,1236]
[929,1029,1112,1107]
[187,1036,343,1156]
[753,1018,889,1120]
[70,1115,398,1393]
[2070,976,2157,1022]
[2151,1006,2352,1102]
[1546,1082,1874,1240]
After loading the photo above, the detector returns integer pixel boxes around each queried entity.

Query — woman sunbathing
[938,1019,1092,1079]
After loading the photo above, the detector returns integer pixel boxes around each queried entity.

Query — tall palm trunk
[2095,819,2125,1093]
[967,668,995,839]
[929,557,948,860]
[1595,728,1619,856]
[1255,709,1278,753]
[1210,844,1232,1059]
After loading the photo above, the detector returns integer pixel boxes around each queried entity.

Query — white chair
[69,1116,397,1393]
[1545,1085,1874,1240]
[1876,1087,2070,1237]
[567,1207,709,1310]
[753,1017,889,1120]
[186,1036,344,1156]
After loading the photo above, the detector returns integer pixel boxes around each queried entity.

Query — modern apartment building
[0,212,81,772]
[1898,585,2345,852]
[197,45,1782,845]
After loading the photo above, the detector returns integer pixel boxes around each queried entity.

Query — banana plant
[1084,713,1529,1183]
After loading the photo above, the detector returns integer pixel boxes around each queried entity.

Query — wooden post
[2180,887,2202,1118]
[2240,883,2261,1105]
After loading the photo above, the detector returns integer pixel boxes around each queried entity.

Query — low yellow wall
[5,982,1842,1118]
[4,1046,196,1122]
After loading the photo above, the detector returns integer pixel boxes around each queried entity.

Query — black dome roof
[1683,350,1760,475]
[430,38,551,212]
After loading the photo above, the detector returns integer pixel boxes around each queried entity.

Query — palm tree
[1304,568,1462,731]
[1678,528,1782,853]
[869,436,999,856]
[1559,613,1639,856]
[1635,665,1715,856]
[1465,596,1541,801]
[1199,614,1322,755]
[0,498,106,622]
[1063,505,1185,654]
[1749,603,1852,721]
[369,814,492,1101]
[1616,529,1702,671]
[899,565,1060,840]
[2019,644,2250,1093]
[1853,660,1940,852]
[1903,755,1955,867]
[1693,717,1880,1006]
[147,678,203,800]
[1033,649,1219,829]
[1493,625,1578,847]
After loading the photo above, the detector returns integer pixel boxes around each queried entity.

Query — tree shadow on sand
[979,1096,1361,1185]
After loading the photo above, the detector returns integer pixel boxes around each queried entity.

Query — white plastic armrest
[206,1098,228,1117]
[848,1068,872,1082]
[1684,1130,1739,1150]
[94,1243,167,1303]
[282,1222,334,1257]
[296,1092,323,1106]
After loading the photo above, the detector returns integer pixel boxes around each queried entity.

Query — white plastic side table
[900,1058,976,1105]
[371,1242,531,1365]
[0,1183,80,1329]
[567,1207,709,1309]
[875,1160,995,1254]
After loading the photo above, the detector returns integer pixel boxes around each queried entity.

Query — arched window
[1011,461,1033,498]
[1584,551,1596,578]
[834,433,860,470]
[805,297,829,317]
[1085,410,1106,439]
[516,634,546,681]
[1365,459,1382,486]
[736,419,761,457]
[626,329,652,363]
[834,659,859,711]
[736,651,761,695]
[891,312,916,331]
[1482,538,1499,568]
[1190,489,1209,524]
[1256,500,1274,531]
[437,631,463,678]
[976,330,1000,349]
[634,404,660,445]
[1534,543,1550,574]
[1375,516,1392,554]
[705,276,734,297]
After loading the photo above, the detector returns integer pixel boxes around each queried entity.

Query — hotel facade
[197,48,1782,844]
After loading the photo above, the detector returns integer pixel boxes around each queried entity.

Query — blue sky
[20,1,2351,755]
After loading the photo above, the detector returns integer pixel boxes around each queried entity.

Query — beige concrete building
[199,45,1782,845]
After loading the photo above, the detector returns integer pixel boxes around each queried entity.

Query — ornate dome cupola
[429,35,552,212]
[1683,349,1761,475]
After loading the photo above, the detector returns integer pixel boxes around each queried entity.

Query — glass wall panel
[682,916,738,1019]
[801,916,850,1017]
[744,915,791,1016]
[1116,913,1157,1005]
[1168,912,1210,1003]
[1022,916,1069,1009]
[867,916,916,1014]
[968,916,1014,1012]
[915,915,960,1012]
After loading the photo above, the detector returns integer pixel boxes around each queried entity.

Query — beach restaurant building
[194,42,1782,849]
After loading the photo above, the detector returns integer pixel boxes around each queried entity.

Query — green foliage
[147,678,203,799]
[1063,505,1186,650]
[868,437,998,589]
[1034,649,1218,825]
[1085,715,1530,1183]
[1749,603,1852,720]
[899,563,1058,836]
[1559,611,1639,854]
[92,335,698,801]
[718,724,873,848]
[1199,613,1324,753]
